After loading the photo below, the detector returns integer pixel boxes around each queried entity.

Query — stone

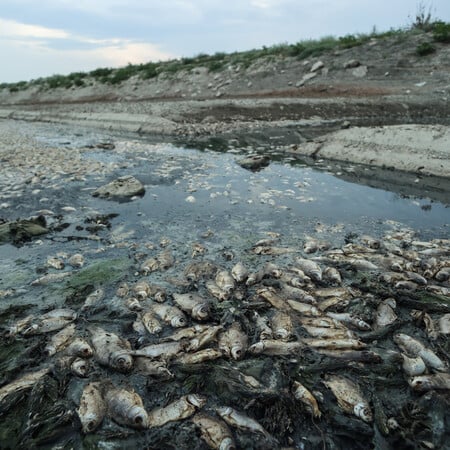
[344,59,361,69]
[311,61,324,72]
[92,175,145,199]
[296,72,317,87]
[237,155,271,171]
[352,65,368,78]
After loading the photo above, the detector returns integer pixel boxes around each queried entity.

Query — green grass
[1,21,448,92]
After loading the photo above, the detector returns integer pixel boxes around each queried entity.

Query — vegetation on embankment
[1,19,449,93]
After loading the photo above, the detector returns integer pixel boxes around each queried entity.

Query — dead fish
[134,357,174,379]
[249,340,304,355]
[89,326,133,372]
[301,338,366,350]
[346,258,378,271]
[31,272,71,286]
[151,303,187,328]
[257,287,288,310]
[395,280,418,291]
[292,381,321,418]
[206,280,230,301]
[184,260,218,282]
[253,246,296,255]
[435,267,450,282]
[173,292,211,320]
[287,299,320,316]
[318,297,350,312]
[0,367,50,404]
[140,257,160,274]
[141,312,163,335]
[81,288,105,311]
[191,413,235,450]
[271,311,294,340]
[68,253,85,268]
[393,333,446,371]
[410,310,439,340]
[245,269,265,286]
[405,271,427,286]
[148,394,206,427]
[324,375,372,422]
[192,242,207,257]
[158,249,175,270]
[46,257,65,270]
[361,235,381,249]
[301,325,354,339]
[218,322,248,360]
[323,267,342,284]
[281,284,316,304]
[325,312,371,331]
[375,298,397,328]
[263,262,283,278]
[401,354,426,376]
[175,348,223,365]
[231,262,248,283]
[408,373,450,391]
[125,297,143,311]
[299,317,345,329]
[23,309,77,335]
[187,325,223,351]
[116,282,130,298]
[252,311,273,340]
[105,385,149,429]
[56,356,90,377]
[7,315,35,337]
[44,323,76,356]
[77,382,106,433]
[131,341,186,359]
[438,313,450,334]
[133,280,152,300]
[162,324,211,342]
[295,258,322,281]
[303,237,330,254]
[216,406,271,438]
[215,270,235,293]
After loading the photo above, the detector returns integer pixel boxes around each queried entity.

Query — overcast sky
[1,0,449,83]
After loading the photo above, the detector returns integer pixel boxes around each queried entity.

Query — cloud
[0,17,69,39]
[0,17,175,82]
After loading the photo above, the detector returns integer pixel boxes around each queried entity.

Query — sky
[1,0,449,83]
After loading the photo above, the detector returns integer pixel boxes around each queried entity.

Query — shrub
[416,41,436,56]
[339,34,364,48]
[432,21,450,43]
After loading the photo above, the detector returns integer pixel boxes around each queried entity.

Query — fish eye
[87,420,96,431]
[135,415,144,424]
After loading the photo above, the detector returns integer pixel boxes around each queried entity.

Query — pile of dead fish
[1,230,449,449]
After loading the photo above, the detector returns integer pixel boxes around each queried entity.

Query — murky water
[0,122,449,449]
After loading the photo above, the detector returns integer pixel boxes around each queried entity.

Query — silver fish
[324,375,372,422]
[134,357,174,379]
[175,348,223,365]
[151,303,187,328]
[216,406,271,438]
[44,323,76,356]
[191,413,235,450]
[184,260,218,282]
[218,322,248,360]
[401,354,426,376]
[408,373,450,391]
[270,311,294,340]
[131,341,186,359]
[105,386,149,429]
[295,258,322,281]
[292,381,321,418]
[323,267,342,284]
[173,292,211,320]
[326,312,371,331]
[89,326,133,372]
[249,340,303,355]
[231,262,248,283]
[215,270,235,293]
[68,253,85,268]
[252,311,273,340]
[206,280,230,301]
[287,299,320,316]
[148,394,206,427]
[141,311,163,335]
[81,288,105,311]
[47,257,65,270]
[375,298,397,328]
[77,382,106,433]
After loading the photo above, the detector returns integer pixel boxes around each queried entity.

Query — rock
[237,155,271,171]
[92,175,145,199]
[344,60,361,69]
[352,65,368,78]
[0,215,48,245]
[311,61,324,72]
[296,72,318,87]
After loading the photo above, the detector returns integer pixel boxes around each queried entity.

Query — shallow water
[0,122,449,449]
